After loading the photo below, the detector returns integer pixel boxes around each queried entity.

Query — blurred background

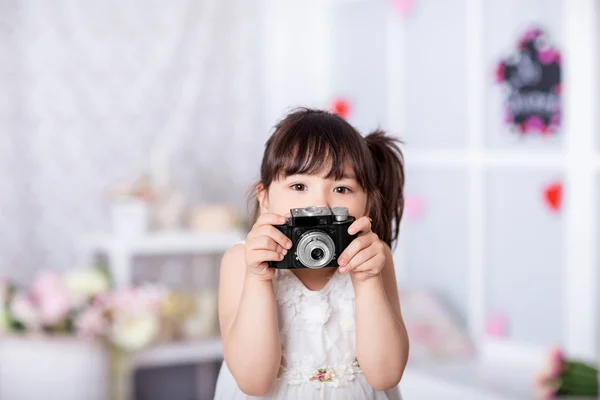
[0,0,598,399]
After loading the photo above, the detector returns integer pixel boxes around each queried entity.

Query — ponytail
[364,130,405,249]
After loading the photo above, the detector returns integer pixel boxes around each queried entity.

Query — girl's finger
[247,250,284,268]
[339,247,377,274]
[337,232,378,267]
[254,213,288,229]
[252,225,292,250]
[348,253,386,275]
[248,236,285,254]
[347,216,372,235]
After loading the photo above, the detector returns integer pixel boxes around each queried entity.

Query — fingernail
[280,253,285,260]
[339,267,347,273]
[286,241,292,249]
[282,249,288,255]
[279,217,286,223]
[348,228,354,235]
[338,258,346,266]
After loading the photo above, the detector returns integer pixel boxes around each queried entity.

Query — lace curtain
[0,0,265,283]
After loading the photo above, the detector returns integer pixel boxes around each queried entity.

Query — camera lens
[296,230,335,269]
[311,248,324,260]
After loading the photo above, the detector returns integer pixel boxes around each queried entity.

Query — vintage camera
[269,206,357,269]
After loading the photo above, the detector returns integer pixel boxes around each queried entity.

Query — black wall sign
[495,27,561,136]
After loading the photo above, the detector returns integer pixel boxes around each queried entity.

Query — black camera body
[269,206,357,269]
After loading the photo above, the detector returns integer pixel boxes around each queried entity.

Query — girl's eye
[291,184,307,191]
[334,186,352,194]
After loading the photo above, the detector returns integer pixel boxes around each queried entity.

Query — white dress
[214,267,403,400]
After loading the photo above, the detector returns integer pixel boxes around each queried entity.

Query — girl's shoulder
[219,243,246,283]
[222,241,245,266]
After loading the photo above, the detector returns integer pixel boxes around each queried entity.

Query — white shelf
[80,229,246,288]
[82,230,246,256]
[132,337,223,369]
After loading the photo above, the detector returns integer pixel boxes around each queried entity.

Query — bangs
[263,110,374,189]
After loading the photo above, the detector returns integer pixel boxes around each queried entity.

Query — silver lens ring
[296,230,335,269]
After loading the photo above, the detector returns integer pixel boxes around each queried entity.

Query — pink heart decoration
[485,313,507,337]
[390,0,415,17]
[404,195,426,219]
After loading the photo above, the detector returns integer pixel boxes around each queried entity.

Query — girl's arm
[353,243,409,390]
[218,244,282,396]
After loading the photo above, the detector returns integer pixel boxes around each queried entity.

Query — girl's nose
[307,189,332,209]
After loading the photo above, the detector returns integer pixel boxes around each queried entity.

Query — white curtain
[0,0,265,282]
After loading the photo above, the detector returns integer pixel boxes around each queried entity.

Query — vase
[0,334,110,400]
[110,198,149,237]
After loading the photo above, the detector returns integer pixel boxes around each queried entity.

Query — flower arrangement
[110,174,157,203]
[534,346,598,398]
[0,264,166,353]
[0,264,222,400]
[0,265,176,400]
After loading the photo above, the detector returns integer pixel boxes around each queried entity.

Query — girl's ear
[256,183,269,213]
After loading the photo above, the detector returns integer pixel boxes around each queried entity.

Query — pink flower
[75,305,108,339]
[534,376,559,399]
[108,286,163,316]
[532,346,566,398]
[495,63,506,83]
[522,28,541,43]
[550,112,561,127]
[534,363,559,399]
[538,48,558,65]
[524,116,546,133]
[310,368,333,383]
[504,107,514,124]
[549,345,565,377]
[31,271,73,326]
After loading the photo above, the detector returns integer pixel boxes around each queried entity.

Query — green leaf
[10,320,25,332]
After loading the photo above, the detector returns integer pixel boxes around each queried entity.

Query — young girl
[214,108,409,399]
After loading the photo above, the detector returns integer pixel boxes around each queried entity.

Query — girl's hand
[245,213,293,281]
[337,216,386,283]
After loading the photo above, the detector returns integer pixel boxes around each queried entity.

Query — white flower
[275,276,302,308]
[110,312,159,352]
[64,268,110,300]
[338,298,356,331]
[339,317,355,331]
[10,292,40,330]
[298,294,331,330]
[277,301,297,335]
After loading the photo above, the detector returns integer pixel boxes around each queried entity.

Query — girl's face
[258,164,369,220]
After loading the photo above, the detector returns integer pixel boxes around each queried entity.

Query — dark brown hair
[249,108,405,248]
